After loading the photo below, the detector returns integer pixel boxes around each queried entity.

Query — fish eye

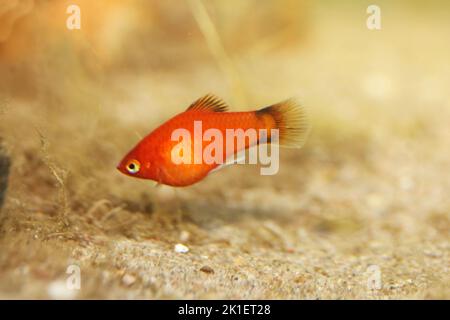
[126,159,141,174]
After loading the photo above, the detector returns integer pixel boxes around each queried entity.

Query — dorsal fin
[186,94,229,112]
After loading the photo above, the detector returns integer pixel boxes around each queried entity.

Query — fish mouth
[116,160,125,173]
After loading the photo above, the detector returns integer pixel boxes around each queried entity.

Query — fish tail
[256,98,311,148]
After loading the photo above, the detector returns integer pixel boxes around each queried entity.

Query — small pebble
[122,274,136,286]
[200,266,214,274]
[174,243,189,253]
[47,280,78,300]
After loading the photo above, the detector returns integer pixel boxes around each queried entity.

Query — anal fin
[208,149,247,175]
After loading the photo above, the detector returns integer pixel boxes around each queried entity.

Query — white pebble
[122,274,136,286]
[47,280,78,300]
[174,243,189,253]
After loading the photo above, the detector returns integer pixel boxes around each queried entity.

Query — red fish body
[117,95,309,186]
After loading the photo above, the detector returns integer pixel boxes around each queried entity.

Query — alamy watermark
[367,5,381,30]
[170,122,280,175]
[366,265,382,290]
[66,4,81,30]
[66,264,81,290]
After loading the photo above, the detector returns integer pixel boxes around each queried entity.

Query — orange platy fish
[117,95,310,186]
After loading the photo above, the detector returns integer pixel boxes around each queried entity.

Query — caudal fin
[257,98,310,148]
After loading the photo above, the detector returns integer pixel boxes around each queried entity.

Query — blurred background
[0,0,448,299]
